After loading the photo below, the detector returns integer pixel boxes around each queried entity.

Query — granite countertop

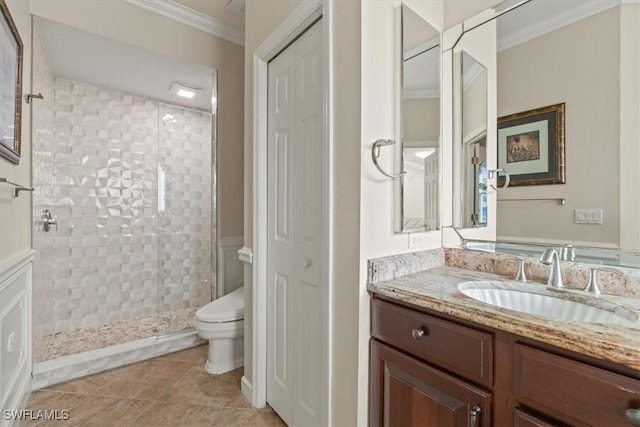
[368,266,640,371]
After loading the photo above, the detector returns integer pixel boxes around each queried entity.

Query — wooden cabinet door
[370,340,491,427]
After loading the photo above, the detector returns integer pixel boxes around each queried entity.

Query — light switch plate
[575,209,603,224]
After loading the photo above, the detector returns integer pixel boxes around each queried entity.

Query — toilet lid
[196,286,245,322]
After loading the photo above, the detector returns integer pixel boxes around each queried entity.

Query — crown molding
[126,0,244,46]
[498,0,620,52]
[227,0,246,17]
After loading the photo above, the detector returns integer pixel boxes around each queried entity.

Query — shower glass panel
[31,20,56,363]
[156,102,215,336]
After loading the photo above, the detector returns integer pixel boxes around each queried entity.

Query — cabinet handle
[626,408,640,426]
[411,327,427,340]
[470,405,481,427]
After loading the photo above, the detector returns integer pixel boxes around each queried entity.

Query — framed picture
[0,0,23,164]
[497,103,565,186]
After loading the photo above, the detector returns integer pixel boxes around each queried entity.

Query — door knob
[303,259,312,268]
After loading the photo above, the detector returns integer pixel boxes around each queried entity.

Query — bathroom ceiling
[172,0,245,30]
[496,0,621,51]
[36,17,216,112]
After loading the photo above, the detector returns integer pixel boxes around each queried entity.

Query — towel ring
[371,139,406,179]
[488,168,510,191]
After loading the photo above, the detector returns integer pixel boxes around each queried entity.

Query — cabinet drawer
[513,409,557,427]
[515,344,640,426]
[371,298,493,387]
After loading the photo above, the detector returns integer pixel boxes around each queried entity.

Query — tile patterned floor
[21,345,286,426]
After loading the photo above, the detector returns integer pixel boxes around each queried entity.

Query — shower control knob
[303,259,312,268]
[41,209,58,232]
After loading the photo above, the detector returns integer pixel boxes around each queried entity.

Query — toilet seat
[195,286,244,323]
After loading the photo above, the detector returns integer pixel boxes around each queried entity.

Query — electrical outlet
[409,234,425,248]
[575,209,603,224]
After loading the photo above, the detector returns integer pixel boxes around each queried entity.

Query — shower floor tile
[22,345,285,426]
[43,308,197,361]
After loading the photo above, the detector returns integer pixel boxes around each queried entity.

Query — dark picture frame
[497,103,565,187]
[0,0,23,164]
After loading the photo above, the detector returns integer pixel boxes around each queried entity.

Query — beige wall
[497,8,620,247]
[404,98,439,141]
[0,0,33,262]
[29,0,245,240]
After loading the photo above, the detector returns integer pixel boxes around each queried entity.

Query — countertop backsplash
[368,247,640,297]
[367,248,445,284]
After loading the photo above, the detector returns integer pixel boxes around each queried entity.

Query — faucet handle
[560,244,575,261]
[505,257,527,282]
[584,267,623,296]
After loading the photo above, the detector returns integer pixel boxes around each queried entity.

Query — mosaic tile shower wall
[32,78,213,360]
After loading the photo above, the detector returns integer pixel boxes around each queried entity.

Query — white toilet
[195,286,244,374]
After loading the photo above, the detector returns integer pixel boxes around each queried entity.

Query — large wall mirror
[394,3,441,233]
[453,0,640,266]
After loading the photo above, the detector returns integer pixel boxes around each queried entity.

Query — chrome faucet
[540,248,564,288]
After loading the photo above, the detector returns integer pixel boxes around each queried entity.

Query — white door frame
[249,0,331,418]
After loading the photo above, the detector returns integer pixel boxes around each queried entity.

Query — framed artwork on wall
[0,0,23,164]
[497,103,565,187]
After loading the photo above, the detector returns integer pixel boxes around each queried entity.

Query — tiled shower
[31,23,215,363]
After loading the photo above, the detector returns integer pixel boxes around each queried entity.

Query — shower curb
[32,329,205,389]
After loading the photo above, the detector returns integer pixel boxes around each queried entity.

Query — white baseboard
[241,375,255,405]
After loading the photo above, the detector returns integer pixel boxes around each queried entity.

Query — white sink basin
[457,282,636,324]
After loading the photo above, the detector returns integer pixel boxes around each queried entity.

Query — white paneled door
[266,20,325,426]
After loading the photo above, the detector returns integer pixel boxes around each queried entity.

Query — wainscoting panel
[217,236,244,297]
[0,250,34,427]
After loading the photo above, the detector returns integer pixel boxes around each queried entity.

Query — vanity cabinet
[370,298,493,426]
[369,296,640,427]
[514,344,640,426]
